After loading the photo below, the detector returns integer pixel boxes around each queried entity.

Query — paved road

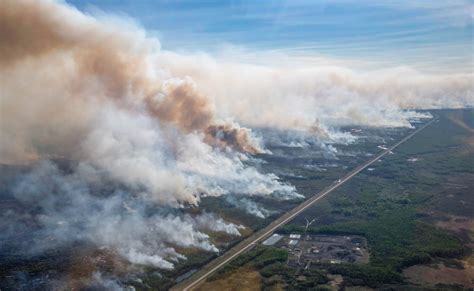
[173,117,437,291]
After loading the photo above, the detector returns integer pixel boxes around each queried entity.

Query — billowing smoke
[193,212,245,236]
[0,1,298,283]
[1,0,471,166]
[2,161,246,269]
[0,0,263,166]
[205,121,267,154]
[225,196,273,219]
[158,52,472,136]
[0,0,472,288]
[79,107,295,205]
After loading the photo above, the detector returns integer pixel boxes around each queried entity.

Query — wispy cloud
[363,0,473,27]
[67,0,473,72]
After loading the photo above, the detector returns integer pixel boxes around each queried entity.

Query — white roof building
[289,240,298,246]
[262,234,283,246]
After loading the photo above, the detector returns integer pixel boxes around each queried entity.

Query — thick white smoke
[225,196,273,219]
[6,161,244,270]
[81,106,298,205]
[158,52,472,134]
[0,0,472,287]
[0,1,301,280]
[0,0,296,204]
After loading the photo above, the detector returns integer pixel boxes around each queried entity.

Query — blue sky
[67,0,473,72]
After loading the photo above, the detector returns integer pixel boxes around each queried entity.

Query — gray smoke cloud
[4,161,244,268]
[79,107,296,206]
[158,52,472,136]
[0,0,265,166]
[0,0,472,288]
[0,0,295,205]
[225,196,273,219]
[0,0,298,280]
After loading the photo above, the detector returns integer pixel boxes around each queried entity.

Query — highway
[173,117,437,291]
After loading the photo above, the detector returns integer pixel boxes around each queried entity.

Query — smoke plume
[0,0,263,166]
[0,0,298,282]
[0,0,472,288]
[158,52,472,136]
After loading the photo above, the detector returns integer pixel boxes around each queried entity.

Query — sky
[67,0,473,72]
